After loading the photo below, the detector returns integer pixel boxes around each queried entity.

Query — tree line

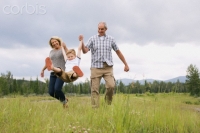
[0,64,200,97]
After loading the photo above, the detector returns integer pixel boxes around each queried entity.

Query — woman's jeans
[49,72,65,102]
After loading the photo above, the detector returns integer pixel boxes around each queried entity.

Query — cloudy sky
[0,0,200,83]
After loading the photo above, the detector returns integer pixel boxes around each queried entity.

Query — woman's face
[50,39,60,49]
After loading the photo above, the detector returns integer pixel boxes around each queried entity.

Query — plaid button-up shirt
[86,34,119,68]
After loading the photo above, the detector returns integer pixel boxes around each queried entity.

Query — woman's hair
[49,36,62,48]
[66,49,76,56]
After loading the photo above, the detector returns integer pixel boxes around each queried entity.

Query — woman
[41,36,68,108]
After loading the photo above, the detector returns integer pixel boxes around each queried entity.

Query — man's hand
[124,65,129,72]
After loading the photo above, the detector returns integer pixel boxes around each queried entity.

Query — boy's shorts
[55,68,78,83]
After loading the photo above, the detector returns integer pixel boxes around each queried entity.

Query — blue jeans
[49,72,65,102]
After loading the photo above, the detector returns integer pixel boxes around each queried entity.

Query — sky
[0,0,200,83]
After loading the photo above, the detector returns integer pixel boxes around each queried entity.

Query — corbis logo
[3,3,46,15]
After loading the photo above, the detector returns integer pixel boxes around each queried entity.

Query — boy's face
[67,53,75,61]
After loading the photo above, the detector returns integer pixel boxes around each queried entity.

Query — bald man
[79,22,129,108]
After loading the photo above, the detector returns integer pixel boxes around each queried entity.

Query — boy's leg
[45,57,62,73]
[73,66,84,77]
[52,67,62,73]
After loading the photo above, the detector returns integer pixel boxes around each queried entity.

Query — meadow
[0,93,200,133]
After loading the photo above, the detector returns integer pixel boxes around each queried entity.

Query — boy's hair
[66,49,76,56]
[49,36,62,48]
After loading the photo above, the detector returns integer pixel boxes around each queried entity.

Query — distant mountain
[164,76,186,83]
[115,76,186,85]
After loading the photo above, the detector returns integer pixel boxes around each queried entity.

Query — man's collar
[98,34,107,37]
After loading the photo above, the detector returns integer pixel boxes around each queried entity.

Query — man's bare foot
[45,57,52,71]
[73,66,83,77]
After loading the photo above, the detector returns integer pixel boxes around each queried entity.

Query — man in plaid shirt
[79,22,129,108]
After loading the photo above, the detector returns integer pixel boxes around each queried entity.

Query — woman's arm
[40,65,47,77]
[62,42,68,53]
[61,42,68,61]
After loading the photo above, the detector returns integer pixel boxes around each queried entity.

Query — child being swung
[45,41,83,82]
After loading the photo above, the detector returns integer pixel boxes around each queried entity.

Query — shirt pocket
[104,43,112,51]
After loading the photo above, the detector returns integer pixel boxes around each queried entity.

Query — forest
[0,64,199,96]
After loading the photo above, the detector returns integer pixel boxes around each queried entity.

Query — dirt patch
[180,104,200,113]
[194,108,200,112]
[31,99,57,102]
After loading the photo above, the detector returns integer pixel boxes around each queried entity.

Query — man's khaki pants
[90,63,115,108]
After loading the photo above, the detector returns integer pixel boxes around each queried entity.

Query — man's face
[98,24,106,36]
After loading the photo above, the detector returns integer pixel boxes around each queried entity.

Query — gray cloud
[1,0,200,49]
[1,0,200,81]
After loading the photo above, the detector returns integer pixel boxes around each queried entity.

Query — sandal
[45,57,52,71]
[73,66,83,77]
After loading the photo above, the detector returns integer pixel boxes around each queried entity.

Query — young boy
[45,41,84,83]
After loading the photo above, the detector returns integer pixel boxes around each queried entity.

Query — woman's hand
[41,70,44,77]
[62,42,68,51]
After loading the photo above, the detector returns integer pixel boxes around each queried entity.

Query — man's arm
[79,35,89,54]
[115,50,129,72]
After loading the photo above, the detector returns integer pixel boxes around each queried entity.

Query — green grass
[0,93,200,133]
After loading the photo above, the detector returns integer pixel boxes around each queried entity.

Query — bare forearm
[79,35,89,54]
[116,50,128,65]
[62,42,68,53]
[78,41,82,51]
[62,47,67,61]
[77,41,82,57]
[41,65,47,71]
[82,41,89,54]
[116,50,129,72]
[41,65,46,77]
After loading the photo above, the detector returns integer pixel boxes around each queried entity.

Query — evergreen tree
[33,77,39,94]
[135,81,141,94]
[166,82,173,93]
[13,79,18,96]
[186,64,200,96]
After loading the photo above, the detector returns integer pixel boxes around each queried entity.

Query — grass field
[0,93,200,133]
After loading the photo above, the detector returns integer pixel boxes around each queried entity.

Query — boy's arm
[77,40,82,58]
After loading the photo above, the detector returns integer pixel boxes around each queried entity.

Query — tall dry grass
[0,93,200,133]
